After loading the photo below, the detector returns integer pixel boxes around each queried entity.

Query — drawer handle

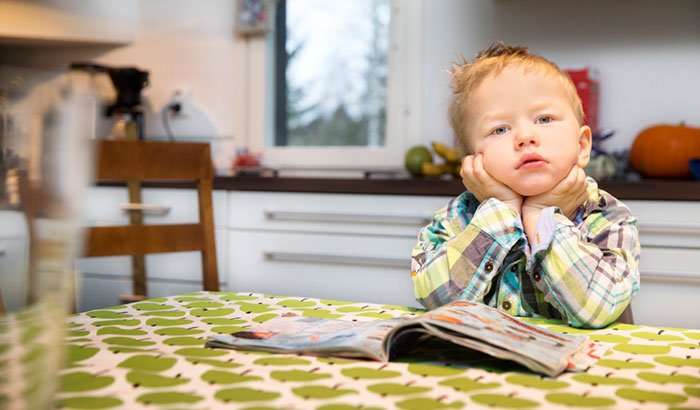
[640,222,700,236]
[642,270,700,285]
[263,251,408,268]
[120,203,171,214]
[264,210,430,226]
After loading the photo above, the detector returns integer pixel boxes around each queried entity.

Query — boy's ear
[576,125,592,168]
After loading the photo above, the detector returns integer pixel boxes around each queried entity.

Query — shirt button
[502,301,512,310]
[484,262,494,272]
[533,272,541,281]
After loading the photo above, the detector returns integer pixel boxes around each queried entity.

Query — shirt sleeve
[411,195,524,310]
[529,201,641,329]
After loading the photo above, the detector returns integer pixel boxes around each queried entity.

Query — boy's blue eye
[491,126,508,135]
[536,116,553,124]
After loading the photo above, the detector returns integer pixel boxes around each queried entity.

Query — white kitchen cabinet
[0,0,137,45]
[0,210,29,312]
[227,192,451,308]
[626,200,700,329]
[75,187,228,311]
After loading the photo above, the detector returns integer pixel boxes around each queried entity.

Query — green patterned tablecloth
[46,292,700,408]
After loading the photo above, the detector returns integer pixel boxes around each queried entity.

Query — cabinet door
[228,230,421,308]
[0,238,29,312]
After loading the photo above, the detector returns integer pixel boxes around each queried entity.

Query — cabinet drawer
[631,282,700,329]
[228,192,450,237]
[0,210,27,239]
[228,230,420,308]
[0,237,29,312]
[626,200,700,248]
[75,227,228,283]
[83,187,228,227]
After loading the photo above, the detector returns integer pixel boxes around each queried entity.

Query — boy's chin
[511,181,557,197]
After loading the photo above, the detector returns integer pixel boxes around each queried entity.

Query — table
[51,292,700,408]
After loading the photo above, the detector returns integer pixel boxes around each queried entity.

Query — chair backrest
[84,140,219,292]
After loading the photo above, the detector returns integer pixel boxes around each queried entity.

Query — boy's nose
[514,128,539,149]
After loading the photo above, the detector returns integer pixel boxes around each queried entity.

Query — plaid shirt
[411,178,640,329]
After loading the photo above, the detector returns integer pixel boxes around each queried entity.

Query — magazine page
[415,301,589,376]
[207,316,412,361]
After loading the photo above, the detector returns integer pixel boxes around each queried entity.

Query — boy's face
[465,65,591,196]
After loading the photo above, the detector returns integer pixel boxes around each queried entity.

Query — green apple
[253,357,312,366]
[142,310,185,317]
[684,331,700,340]
[367,382,431,396]
[173,347,227,357]
[185,301,224,308]
[60,371,115,392]
[109,346,156,354]
[341,367,402,379]
[253,314,279,323]
[615,388,686,404]
[670,342,700,349]
[685,386,700,398]
[54,397,122,408]
[297,309,344,319]
[638,371,700,384]
[145,318,193,327]
[155,327,204,336]
[163,336,205,347]
[571,374,636,386]
[319,299,354,306]
[175,296,211,302]
[336,306,376,313]
[590,334,631,344]
[66,345,99,363]
[235,303,275,314]
[69,330,90,337]
[137,392,203,405]
[613,343,671,355]
[270,369,332,382]
[277,299,317,308]
[317,357,358,365]
[202,318,247,325]
[20,326,43,343]
[292,385,357,399]
[357,312,395,320]
[608,323,642,331]
[87,310,131,319]
[396,397,465,410]
[219,294,259,301]
[215,387,280,402]
[126,370,189,387]
[132,302,175,311]
[186,358,242,368]
[210,326,249,334]
[93,319,141,327]
[407,363,466,377]
[103,337,156,347]
[201,369,262,384]
[654,356,700,368]
[190,308,236,317]
[471,394,538,408]
[505,374,569,389]
[596,359,655,369]
[545,325,591,334]
[96,327,147,336]
[545,393,616,407]
[631,331,684,342]
[117,355,177,372]
[380,304,420,312]
[438,377,500,392]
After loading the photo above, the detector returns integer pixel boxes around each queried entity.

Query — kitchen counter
[100,176,700,201]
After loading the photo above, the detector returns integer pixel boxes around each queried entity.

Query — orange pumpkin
[629,123,700,178]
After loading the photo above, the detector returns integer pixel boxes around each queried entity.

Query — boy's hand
[461,154,522,213]
[522,165,588,220]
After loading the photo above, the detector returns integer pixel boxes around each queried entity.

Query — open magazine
[207,300,606,377]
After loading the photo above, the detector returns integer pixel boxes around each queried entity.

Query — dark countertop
[210,176,700,201]
[100,176,700,201]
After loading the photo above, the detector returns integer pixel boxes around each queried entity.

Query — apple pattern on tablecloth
[31,291,698,409]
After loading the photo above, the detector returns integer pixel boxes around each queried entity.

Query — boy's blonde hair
[448,42,584,154]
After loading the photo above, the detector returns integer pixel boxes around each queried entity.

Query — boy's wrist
[501,198,523,214]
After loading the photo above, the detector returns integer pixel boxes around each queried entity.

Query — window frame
[244,0,424,170]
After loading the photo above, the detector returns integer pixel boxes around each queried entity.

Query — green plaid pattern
[411,178,640,329]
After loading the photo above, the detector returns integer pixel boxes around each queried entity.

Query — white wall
[420,0,700,152]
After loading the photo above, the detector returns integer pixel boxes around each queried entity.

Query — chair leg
[0,291,5,315]
[617,305,634,325]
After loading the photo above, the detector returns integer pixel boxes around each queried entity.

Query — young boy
[411,42,640,329]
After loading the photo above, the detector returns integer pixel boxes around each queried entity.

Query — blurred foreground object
[0,65,92,408]
[630,123,700,179]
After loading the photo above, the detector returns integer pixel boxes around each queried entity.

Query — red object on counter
[565,68,599,133]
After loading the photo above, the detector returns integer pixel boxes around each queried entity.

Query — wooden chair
[618,305,634,325]
[83,140,219,302]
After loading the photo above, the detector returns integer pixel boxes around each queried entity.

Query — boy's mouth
[517,153,547,170]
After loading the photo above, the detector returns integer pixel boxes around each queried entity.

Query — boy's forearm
[521,206,543,248]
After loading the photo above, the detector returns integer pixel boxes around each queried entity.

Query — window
[274,0,390,148]
[245,0,421,169]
